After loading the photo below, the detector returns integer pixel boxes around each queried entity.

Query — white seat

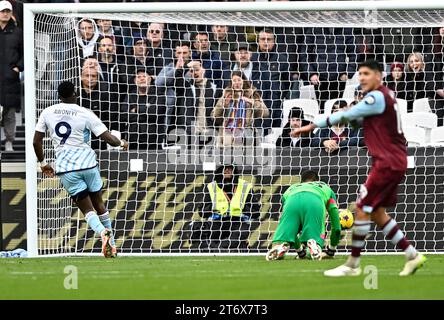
[396,98,408,115]
[403,126,426,147]
[299,85,317,100]
[282,99,319,126]
[402,112,437,144]
[260,142,277,149]
[402,112,437,129]
[413,98,432,113]
[430,127,444,145]
[342,84,357,99]
[324,98,354,115]
[263,127,283,145]
[35,32,51,81]
[349,72,360,85]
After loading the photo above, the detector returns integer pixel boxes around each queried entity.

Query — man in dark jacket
[122,37,155,87]
[210,25,231,64]
[184,164,261,250]
[155,41,193,135]
[96,18,125,59]
[145,23,173,77]
[191,30,228,89]
[299,26,357,111]
[251,28,290,130]
[230,42,260,81]
[120,68,167,150]
[79,65,118,150]
[276,107,312,148]
[96,36,126,97]
[0,0,22,151]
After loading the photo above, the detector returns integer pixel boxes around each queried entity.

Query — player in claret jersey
[291,60,426,277]
[33,81,128,258]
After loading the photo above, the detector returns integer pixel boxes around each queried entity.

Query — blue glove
[208,213,222,221]
[240,214,251,222]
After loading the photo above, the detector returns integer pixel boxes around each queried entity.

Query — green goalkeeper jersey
[282,181,342,247]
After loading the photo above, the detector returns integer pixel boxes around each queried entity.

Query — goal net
[25,1,444,256]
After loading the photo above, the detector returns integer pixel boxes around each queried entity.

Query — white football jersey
[35,103,108,174]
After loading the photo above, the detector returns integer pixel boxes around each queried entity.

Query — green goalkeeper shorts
[272,192,326,248]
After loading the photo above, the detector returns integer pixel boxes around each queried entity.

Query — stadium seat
[324,98,353,115]
[413,98,432,113]
[262,127,283,145]
[282,99,319,126]
[348,72,360,85]
[402,112,437,128]
[396,98,408,115]
[298,85,317,100]
[403,126,426,146]
[402,112,437,143]
[35,32,51,81]
[430,127,444,146]
[342,84,357,99]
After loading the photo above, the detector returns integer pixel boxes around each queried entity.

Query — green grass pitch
[1,255,443,299]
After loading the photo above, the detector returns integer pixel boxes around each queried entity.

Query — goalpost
[24,1,444,257]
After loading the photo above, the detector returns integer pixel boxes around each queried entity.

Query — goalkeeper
[266,170,341,261]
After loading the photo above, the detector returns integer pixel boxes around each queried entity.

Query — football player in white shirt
[33,81,128,258]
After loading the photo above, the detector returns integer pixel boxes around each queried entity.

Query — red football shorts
[357,165,406,213]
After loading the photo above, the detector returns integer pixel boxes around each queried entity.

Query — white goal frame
[24,0,444,257]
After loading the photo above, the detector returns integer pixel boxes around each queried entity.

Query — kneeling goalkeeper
[266,170,341,261]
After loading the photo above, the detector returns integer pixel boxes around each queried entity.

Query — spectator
[251,28,290,129]
[275,107,312,148]
[122,21,148,53]
[354,27,384,64]
[384,62,407,100]
[350,84,364,107]
[82,57,101,76]
[231,42,258,81]
[183,60,221,141]
[184,164,261,250]
[212,71,268,147]
[405,52,433,111]
[155,41,193,132]
[382,27,425,64]
[81,57,106,90]
[120,68,166,150]
[146,22,173,77]
[264,2,304,83]
[76,18,99,59]
[96,18,124,58]
[428,27,444,125]
[299,26,357,110]
[271,25,304,100]
[96,36,125,92]
[122,37,154,86]
[192,30,228,88]
[0,0,22,152]
[311,100,364,152]
[210,25,231,63]
[79,66,117,148]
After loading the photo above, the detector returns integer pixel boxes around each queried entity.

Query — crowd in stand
[2,0,444,152]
